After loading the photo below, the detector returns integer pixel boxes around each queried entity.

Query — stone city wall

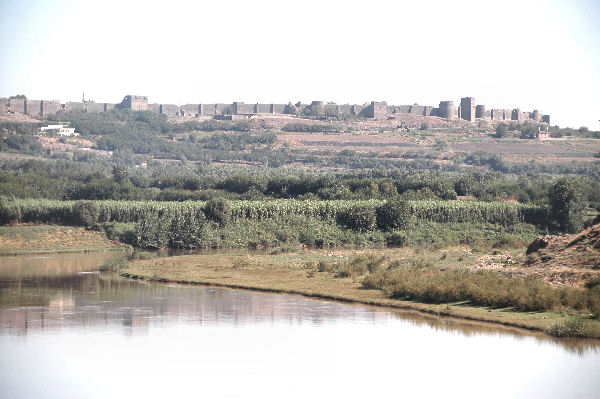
[41,100,62,115]
[181,104,200,116]
[148,103,161,114]
[26,99,42,116]
[8,98,26,114]
[0,94,552,124]
[160,104,179,115]
[85,102,105,113]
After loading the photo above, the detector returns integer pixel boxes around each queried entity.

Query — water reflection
[1,252,599,399]
[0,252,598,355]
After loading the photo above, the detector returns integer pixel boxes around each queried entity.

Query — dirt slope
[524,223,600,286]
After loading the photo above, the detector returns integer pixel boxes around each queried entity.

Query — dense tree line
[1,159,599,213]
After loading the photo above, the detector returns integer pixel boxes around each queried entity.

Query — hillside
[524,222,600,286]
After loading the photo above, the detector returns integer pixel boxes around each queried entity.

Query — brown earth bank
[120,246,600,339]
[522,223,600,286]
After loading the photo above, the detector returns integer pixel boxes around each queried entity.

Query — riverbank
[0,225,124,255]
[121,248,600,339]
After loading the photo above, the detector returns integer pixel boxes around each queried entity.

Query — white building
[40,124,79,137]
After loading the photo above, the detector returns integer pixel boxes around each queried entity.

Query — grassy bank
[120,248,600,339]
[0,225,124,255]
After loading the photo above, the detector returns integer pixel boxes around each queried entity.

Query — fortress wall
[26,100,42,116]
[542,115,550,124]
[200,104,216,115]
[160,104,179,115]
[397,105,411,113]
[338,104,353,115]
[352,105,365,116]
[407,105,435,116]
[104,103,115,112]
[511,108,524,122]
[182,104,200,116]
[460,97,476,122]
[41,100,61,115]
[283,104,297,114]
[438,101,454,119]
[408,105,424,115]
[86,103,105,113]
[239,104,256,114]
[148,103,161,114]
[232,102,243,114]
[0,98,6,113]
[9,99,26,114]
[475,105,486,119]
[324,104,339,114]
[363,101,387,119]
[255,104,271,114]
[430,108,440,117]
[65,102,85,112]
[215,103,231,115]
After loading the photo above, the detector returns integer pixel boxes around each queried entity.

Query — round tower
[475,105,486,119]
[439,101,455,120]
[531,110,541,121]
[310,101,325,114]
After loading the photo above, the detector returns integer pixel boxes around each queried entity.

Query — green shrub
[98,257,128,272]
[169,209,207,248]
[385,231,407,247]
[548,177,584,233]
[0,198,21,225]
[336,204,376,232]
[376,200,414,231]
[204,198,232,226]
[546,317,592,338]
[133,211,169,249]
[72,201,100,228]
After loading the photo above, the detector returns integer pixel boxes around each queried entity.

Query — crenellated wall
[85,102,105,113]
[148,103,161,114]
[181,104,200,116]
[41,100,61,115]
[65,102,85,112]
[8,98,26,114]
[160,104,179,115]
[26,100,42,116]
[361,101,387,119]
[0,94,551,124]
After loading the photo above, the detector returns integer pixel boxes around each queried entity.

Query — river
[0,251,599,398]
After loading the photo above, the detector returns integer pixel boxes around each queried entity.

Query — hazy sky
[1,0,598,128]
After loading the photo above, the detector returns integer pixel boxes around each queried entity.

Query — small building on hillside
[537,132,549,140]
[40,124,78,137]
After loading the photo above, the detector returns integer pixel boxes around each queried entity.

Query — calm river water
[0,252,599,398]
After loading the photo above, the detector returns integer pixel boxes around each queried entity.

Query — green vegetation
[358,259,600,316]
[546,318,594,338]
[548,177,585,233]
[0,197,549,249]
[98,256,128,272]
